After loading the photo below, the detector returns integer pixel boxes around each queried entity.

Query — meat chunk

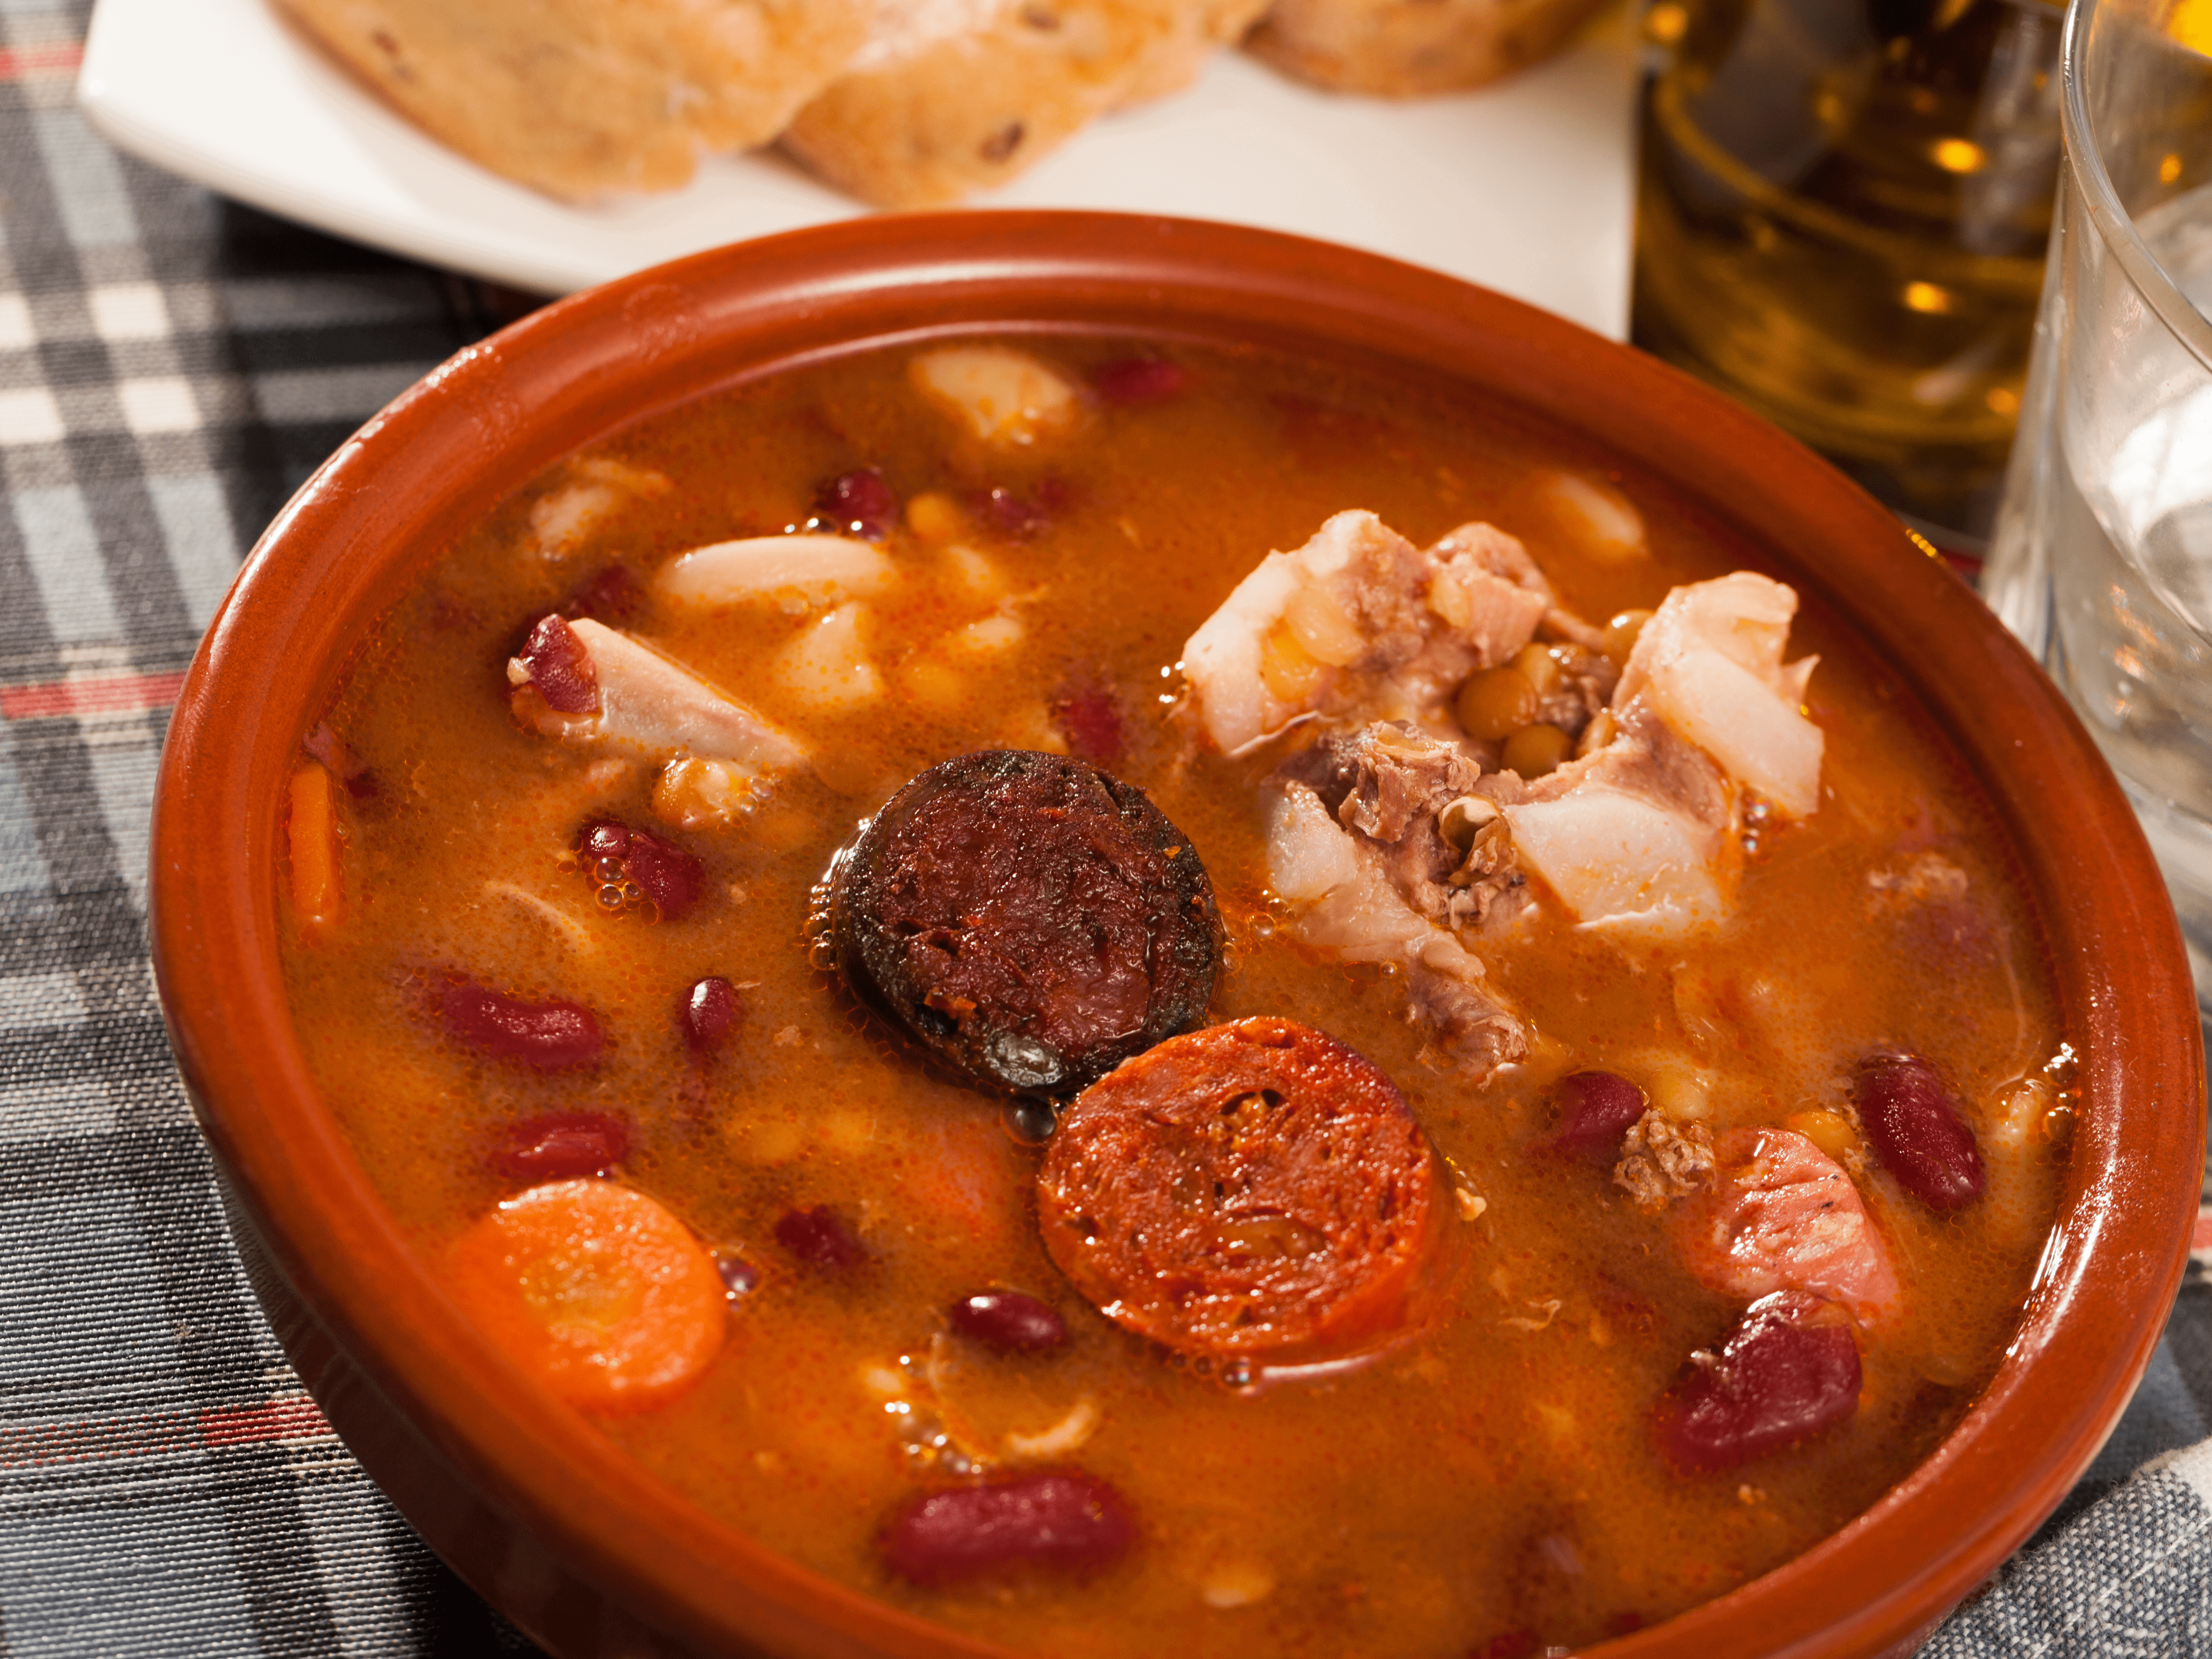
[1613,1110,1715,1207]
[1395,523,1560,712]
[1672,1127,1900,1326]
[1265,780,1528,1072]
[1615,572,1824,817]
[1281,723,1530,930]
[1036,1017,1441,1358]
[508,615,806,782]
[828,750,1220,1096]
[1181,512,1558,755]
[1475,576,1822,935]
[1489,701,1733,937]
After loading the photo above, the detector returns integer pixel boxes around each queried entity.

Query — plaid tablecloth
[3,1,2210,1652]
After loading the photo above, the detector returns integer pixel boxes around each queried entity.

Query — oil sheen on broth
[279,334,2070,1657]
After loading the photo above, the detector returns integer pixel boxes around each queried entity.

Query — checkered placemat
[2,1,2208,1651]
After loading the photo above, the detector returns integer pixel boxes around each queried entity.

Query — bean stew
[277,332,2072,1656]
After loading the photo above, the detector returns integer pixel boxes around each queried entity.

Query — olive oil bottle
[1633,0,2064,541]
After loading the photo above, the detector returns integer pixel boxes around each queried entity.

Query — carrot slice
[446,1179,727,1412]
[286,761,343,935]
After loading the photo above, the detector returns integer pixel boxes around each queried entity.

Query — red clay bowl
[149,212,2203,1659]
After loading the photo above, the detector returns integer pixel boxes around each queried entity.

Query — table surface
[4,0,2212,1653]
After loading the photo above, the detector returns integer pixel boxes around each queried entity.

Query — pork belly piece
[1181,511,1562,755]
[1671,1126,1900,1327]
[508,615,806,785]
[1485,701,1733,936]
[1266,776,1528,1072]
[1480,576,1822,935]
[1615,572,1823,818]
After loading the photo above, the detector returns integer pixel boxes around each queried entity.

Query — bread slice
[1120,0,1272,104]
[1243,0,1610,95]
[274,0,874,200]
[780,0,1266,207]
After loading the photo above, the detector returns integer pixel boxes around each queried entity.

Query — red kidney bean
[970,479,1073,540]
[1652,1292,1861,1473]
[559,563,645,623]
[948,1292,1066,1353]
[1092,356,1187,405]
[513,614,597,714]
[1049,685,1124,764]
[774,1205,865,1272]
[681,976,740,1052]
[439,979,605,1070]
[1855,1053,1985,1210]
[491,1112,627,1181]
[1547,1071,1647,1159]
[577,820,705,920]
[1467,1632,1541,1659]
[879,1472,1134,1585]
[815,467,898,541]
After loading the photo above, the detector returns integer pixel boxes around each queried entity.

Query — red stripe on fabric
[198,1397,333,1448]
[2193,1208,2212,1253]
[1,669,186,719]
[0,44,84,80]
[0,1412,198,1468]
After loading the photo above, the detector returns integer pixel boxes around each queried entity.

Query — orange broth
[280,334,2069,1656]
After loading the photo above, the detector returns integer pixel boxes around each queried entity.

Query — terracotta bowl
[149,212,2204,1659]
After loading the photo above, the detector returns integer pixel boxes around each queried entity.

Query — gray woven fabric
[1,0,2206,1650]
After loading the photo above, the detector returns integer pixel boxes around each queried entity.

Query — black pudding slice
[829,750,1220,1097]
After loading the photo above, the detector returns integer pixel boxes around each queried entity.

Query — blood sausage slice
[829,749,1219,1095]
[1036,1016,1440,1358]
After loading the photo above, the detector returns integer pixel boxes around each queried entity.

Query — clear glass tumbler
[1980,0,2212,1026]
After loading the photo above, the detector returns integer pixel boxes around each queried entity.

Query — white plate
[79,0,1637,339]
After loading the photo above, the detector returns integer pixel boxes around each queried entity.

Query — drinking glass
[1980,0,2212,1022]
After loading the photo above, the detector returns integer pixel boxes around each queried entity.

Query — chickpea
[1600,608,1654,665]
[1501,723,1574,778]
[1454,666,1539,741]
[1786,1109,1858,1160]
[905,491,963,541]
[1511,642,1562,694]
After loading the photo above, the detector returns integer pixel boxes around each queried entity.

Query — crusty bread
[1244,0,1610,95]
[1119,0,1272,105]
[274,0,874,200]
[781,0,1266,208]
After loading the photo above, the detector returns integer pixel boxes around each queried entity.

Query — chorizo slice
[1036,1016,1441,1358]
[828,749,1219,1095]
[1672,1126,1900,1326]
